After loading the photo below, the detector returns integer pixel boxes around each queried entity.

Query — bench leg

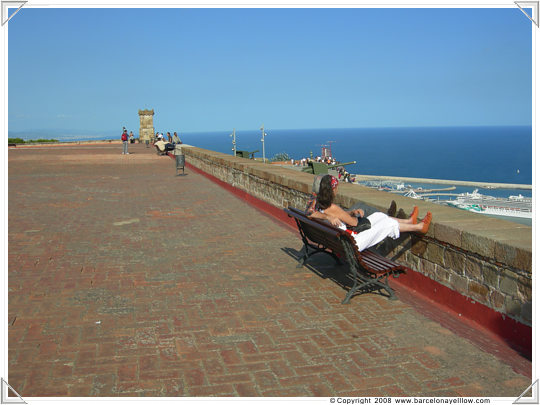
[341,252,398,303]
[296,250,309,268]
[341,288,355,305]
[340,241,401,302]
[342,274,397,304]
[383,276,398,300]
[296,244,341,268]
[296,245,323,268]
[342,263,360,304]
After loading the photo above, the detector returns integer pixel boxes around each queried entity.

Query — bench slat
[361,253,400,269]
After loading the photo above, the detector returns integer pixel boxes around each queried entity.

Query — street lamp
[260,124,267,163]
[230,128,236,156]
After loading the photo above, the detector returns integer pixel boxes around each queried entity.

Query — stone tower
[138,109,155,142]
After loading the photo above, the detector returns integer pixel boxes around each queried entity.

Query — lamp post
[260,124,266,163]
[230,128,236,156]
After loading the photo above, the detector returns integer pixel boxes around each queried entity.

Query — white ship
[404,189,422,199]
[446,189,532,219]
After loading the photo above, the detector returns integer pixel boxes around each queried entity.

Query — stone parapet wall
[182,146,532,326]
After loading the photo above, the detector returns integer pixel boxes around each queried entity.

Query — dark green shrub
[8,138,25,144]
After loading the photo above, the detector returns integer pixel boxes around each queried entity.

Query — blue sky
[7,7,533,135]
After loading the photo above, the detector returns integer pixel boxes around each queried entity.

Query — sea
[26,124,533,200]
[178,126,533,193]
[183,126,535,225]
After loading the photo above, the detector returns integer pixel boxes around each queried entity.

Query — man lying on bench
[308,175,432,252]
[154,138,175,155]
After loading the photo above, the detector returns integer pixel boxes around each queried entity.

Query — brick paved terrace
[7,143,531,397]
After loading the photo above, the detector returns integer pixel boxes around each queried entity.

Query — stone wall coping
[183,146,532,272]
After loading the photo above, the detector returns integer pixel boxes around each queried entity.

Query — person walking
[121,128,129,154]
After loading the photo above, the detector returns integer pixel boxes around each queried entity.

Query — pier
[389,187,456,194]
[352,174,532,190]
[417,193,460,198]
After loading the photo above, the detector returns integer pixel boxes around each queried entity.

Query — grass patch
[8,138,59,144]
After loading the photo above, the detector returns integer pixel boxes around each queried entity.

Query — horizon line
[8,123,533,136]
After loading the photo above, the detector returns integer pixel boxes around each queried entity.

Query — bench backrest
[285,207,356,258]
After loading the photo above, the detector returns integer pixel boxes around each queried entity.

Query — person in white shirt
[155,139,175,153]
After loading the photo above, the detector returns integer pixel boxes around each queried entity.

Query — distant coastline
[8,124,532,142]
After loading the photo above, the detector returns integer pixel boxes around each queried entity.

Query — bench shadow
[374,233,426,264]
[375,234,411,259]
[281,246,394,301]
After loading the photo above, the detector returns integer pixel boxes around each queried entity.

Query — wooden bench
[285,207,407,303]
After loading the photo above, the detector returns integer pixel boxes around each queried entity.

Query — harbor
[278,142,532,226]
[355,178,532,225]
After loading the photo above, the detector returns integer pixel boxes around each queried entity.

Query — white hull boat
[446,190,532,219]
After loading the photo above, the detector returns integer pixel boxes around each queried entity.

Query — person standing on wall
[121,128,129,154]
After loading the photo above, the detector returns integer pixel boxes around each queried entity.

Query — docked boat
[446,189,532,219]
[404,190,422,199]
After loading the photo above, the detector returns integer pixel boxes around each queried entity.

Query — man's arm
[348,208,365,217]
[309,210,343,227]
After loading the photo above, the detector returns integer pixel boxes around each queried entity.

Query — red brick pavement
[7,144,531,397]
